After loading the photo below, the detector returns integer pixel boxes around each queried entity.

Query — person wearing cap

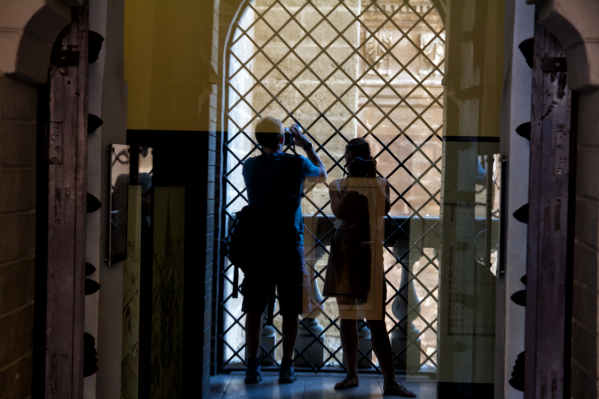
[241,116,327,384]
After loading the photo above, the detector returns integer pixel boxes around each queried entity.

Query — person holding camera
[323,138,416,397]
[241,116,327,384]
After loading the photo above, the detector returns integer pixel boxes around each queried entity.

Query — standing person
[242,116,327,384]
[323,138,416,397]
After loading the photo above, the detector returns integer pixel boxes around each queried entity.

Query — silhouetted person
[242,116,327,384]
[324,138,416,397]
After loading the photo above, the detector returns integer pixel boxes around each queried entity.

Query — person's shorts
[240,245,311,316]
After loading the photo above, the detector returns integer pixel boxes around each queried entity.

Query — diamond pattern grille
[220,0,444,374]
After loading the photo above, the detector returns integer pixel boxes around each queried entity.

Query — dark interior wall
[1,3,87,398]
[199,2,219,398]
[0,4,72,397]
[204,6,219,399]
[124,1,219,397]
[0,73,38,399]
[571,85,599,398]
[126,128,216,399]
[205,132,218,397]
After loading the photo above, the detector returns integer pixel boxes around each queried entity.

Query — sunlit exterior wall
[223,5,257,364]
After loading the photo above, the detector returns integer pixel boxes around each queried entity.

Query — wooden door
[524,9,574,399]
[34,4,89,398]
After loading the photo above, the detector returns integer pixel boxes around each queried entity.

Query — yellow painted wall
[442,0,504,138]
[124,0,214,131]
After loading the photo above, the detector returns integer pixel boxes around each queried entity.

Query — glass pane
[109,144,130,265]
[122,146,153,398]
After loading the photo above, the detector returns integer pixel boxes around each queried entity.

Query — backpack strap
[227,212,242,298]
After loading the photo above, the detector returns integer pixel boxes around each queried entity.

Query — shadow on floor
[209,373,437,399]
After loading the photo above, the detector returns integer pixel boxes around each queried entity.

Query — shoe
[245,358,263,384]
[334,375,359,390]
[279,359,297,384]
[383,381,416,397]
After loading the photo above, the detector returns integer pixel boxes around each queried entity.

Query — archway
[219,0,445,376]
[0,2,80,398]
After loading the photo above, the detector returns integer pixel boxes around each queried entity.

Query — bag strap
[226,215,242,298]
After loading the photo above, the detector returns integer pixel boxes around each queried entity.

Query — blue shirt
[242,153,320,245]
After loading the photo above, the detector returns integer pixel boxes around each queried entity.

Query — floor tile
[222,373,307,399]
[210,373,438,399]
[303,375,384,399]
[209,374,235,399]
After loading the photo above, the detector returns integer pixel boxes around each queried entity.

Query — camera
[349,157,377,177]
[283,127,293,146]
[283,124,301,146]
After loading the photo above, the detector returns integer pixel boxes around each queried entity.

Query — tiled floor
[209,373,437,399]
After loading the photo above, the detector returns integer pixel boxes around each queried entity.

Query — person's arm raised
[291,125,327,183]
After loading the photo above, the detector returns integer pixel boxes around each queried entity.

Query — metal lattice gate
[219,0,444,374]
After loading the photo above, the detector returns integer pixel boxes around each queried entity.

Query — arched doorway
[219,0,445,376]
[0,2,84,398]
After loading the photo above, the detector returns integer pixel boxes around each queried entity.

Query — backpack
[227,205,259,275]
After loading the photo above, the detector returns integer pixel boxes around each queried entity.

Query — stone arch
[0,2,75,398]
[218,0,245,131]
[1,1,77,83]
[217,0,599,393]
[533,0,599,92]
[218,0,446,372]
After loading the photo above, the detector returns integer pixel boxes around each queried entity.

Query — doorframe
[524,10,574,397]
[33,4,89,397]
[524,0,599,397]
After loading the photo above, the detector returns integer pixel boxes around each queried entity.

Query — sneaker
[245,358,263,384]
[279,359,297,384]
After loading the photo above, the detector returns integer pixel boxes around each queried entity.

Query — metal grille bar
[219,0,444,375]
